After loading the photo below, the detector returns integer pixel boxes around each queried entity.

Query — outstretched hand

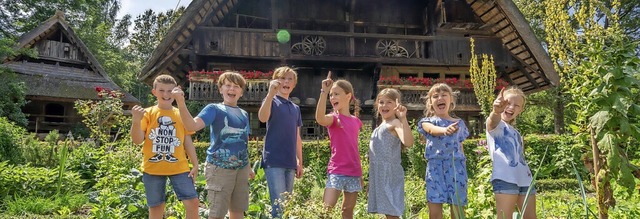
[394,99,407,120]
[445,121,459,136]
[492,88,507,113]
[321,71,333,91]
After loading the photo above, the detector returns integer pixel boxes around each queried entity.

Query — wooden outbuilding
[1,11,139,134]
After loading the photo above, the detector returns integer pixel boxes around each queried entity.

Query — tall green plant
[469,38,497,117]
[542,0,640,217]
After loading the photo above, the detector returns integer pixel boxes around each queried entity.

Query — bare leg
[341,192,358,219]
[385,215,400,219]
[323,188,341,216]
[229,210,244,219]
[495,194,519,219]
[517,194,537,219]
[427,203,443,219]
[182,198,199,219]
[149,203,165,219]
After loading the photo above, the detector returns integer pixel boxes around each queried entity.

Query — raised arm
[392,100,414,147]
[315,71,334,127]
[172,86,205,132]
[487,88,506,131]
[130,105,146,144]
[258,80,281,122]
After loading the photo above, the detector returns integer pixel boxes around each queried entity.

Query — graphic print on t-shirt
[148,116,181,163]
[495,126,526,167]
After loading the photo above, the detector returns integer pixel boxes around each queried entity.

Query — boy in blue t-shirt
[174,71,254,219]
[257,66,303,218]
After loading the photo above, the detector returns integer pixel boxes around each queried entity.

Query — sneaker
[148,153,164,163]
[165,154,178,163]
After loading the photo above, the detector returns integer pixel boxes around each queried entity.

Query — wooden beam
[514,65,539,89]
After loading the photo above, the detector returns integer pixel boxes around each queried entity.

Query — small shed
[1,11,139,133]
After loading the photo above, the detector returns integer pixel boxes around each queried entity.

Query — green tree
[0,37,36,127]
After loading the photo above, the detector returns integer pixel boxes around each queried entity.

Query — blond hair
[153,74,177,89]
[503,86,526,125]
[217,71,246,89]
[272,66,298,82]
[374,88,402,118]
[423,83,457,117]
[333,79,361,117]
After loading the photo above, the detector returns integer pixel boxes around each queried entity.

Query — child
[315,71,363,219]
[367,88,414,219]
[487,87,536,219]
[417,83,469,219]
[257,66,304,218]
[130,74,200,219]
[173,71,255,219]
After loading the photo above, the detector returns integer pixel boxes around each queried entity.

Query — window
[45,103,64,123]
[423,72,440,79]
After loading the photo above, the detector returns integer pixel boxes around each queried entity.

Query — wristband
[320,89,325,93]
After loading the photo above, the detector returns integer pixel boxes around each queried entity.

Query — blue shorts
[325,174,362,193]
[492,179,537,195]
[142,172,198,207]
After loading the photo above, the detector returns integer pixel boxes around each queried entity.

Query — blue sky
[117,0,191,19]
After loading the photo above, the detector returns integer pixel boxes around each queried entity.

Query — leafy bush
[20,133,59,167]
[0,68,28,127]
[0,117,27,164]
[0,162,84,199]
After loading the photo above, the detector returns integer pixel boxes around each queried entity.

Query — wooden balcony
[189,79,270,104]
[377,85,480,111]
[193,27,507,66]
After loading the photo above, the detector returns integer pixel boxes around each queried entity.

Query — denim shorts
[492,179,537,195]
[325,174,362,193]
[142,172,198,207]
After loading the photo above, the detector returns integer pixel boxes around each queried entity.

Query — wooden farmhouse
[140,0,559,138]
[1,12,139,134]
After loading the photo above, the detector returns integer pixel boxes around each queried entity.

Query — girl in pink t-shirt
[315,71,363,218]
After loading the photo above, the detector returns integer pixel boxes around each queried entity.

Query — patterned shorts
[325,174,362,193]
[425,158,468,205]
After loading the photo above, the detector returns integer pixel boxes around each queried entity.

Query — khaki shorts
[205,162,250,218]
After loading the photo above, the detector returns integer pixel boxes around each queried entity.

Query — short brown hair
[217,71,246,89]
[153,74,177,88]
[272,66,298,82]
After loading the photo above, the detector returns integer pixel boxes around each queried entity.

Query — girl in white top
[486,87,536,219]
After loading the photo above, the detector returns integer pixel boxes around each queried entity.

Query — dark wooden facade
[141,0,558,138]
[1,11,139,134]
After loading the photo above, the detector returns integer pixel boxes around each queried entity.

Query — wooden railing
[377,85,480,111]
[189,79,270,104]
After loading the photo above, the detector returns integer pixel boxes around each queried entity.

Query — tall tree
[127,7,185,63]
[540,0,640,218]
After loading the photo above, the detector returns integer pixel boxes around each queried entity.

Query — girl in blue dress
[417,83,469,219]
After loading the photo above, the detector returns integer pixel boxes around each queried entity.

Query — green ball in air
[277,29,290,43]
